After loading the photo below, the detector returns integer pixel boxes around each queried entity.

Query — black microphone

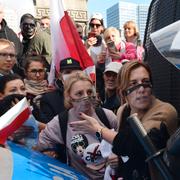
[127,114,173,180]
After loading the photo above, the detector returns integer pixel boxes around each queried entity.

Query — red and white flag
[0,98,30,145]
[49,0,95,84]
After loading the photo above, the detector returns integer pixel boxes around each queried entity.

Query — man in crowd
[0,39,17,76]
[100,62,122,113]
[39,57,82,123]
[20,13,51,71]
[40,16,50,34]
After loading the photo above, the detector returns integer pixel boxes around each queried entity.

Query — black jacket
[0,19,24,76]
[0,19,23,63]
[39,83,65,123]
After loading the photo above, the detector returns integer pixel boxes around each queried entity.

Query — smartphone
[137,39,142,46]
[106,41,118,52]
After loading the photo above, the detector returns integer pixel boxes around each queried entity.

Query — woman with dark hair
[69,61,178,179]
[0,74,39,149]
[86,12,105,66]
[23,55,54,104]
[24,56,49,96]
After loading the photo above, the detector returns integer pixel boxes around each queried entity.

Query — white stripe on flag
[48,0,70,84]
[0,97,29,130]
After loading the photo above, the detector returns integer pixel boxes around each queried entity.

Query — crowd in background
[0,2,179,180]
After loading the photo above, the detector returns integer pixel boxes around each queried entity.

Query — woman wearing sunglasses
[86,12,105,66]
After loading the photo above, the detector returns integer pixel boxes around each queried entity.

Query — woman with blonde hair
[123,21,144,61]
[37,71,118,179]
[97,26,137,65]
[123,20,140,44]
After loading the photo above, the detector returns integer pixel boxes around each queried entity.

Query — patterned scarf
[24,79,48,96]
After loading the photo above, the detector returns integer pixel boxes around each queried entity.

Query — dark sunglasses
[89,23,102,28]
[23,23,36,28]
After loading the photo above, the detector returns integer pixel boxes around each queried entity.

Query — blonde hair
[0,38,15,48]
[123,21,140,39]
[103,27,121,43]
[64,72,95,109]
[117,60,152,104]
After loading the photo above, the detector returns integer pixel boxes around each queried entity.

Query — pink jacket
[113,42,137,62]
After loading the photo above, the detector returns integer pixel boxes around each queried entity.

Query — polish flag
[0,98,31,145]
[49,0,95,84]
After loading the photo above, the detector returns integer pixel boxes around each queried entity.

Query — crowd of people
[0,2,179,180]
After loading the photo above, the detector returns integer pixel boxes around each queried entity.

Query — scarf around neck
[24,79,48,96]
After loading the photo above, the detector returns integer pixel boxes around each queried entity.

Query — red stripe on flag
[0,108,30,145]
[49,0,95,84]
[60,11,94,69]
[60,11,96,82]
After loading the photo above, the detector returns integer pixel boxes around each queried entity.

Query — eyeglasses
[89,23,102,28]
[0,53,17,59]
[23,23,36,28]
[28,69,46,74]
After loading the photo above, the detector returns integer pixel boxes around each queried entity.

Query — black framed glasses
[89,23,102,28]
[28,69,46,74]
[0,53,17,59]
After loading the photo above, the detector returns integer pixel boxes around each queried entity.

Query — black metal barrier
[143,0,180,117]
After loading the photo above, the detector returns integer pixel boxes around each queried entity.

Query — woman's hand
[43,151,59,158]
[107,153,119,169]
[46,85,56,92]
[97,51,106,64]
[69,112,102,134]
[38,122,46,132]
[87,37,98,47]
[109,51,121,60]
[8,125,34,144]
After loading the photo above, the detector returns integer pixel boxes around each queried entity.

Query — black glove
[148,122,170,150]
[0,94,25,116]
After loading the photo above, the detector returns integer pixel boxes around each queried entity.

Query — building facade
[107,1,149,40]
[35,0,88,31]
[2,0,88,34]
[138,5,149,41]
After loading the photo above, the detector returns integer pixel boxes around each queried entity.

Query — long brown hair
[117,60,152,104]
